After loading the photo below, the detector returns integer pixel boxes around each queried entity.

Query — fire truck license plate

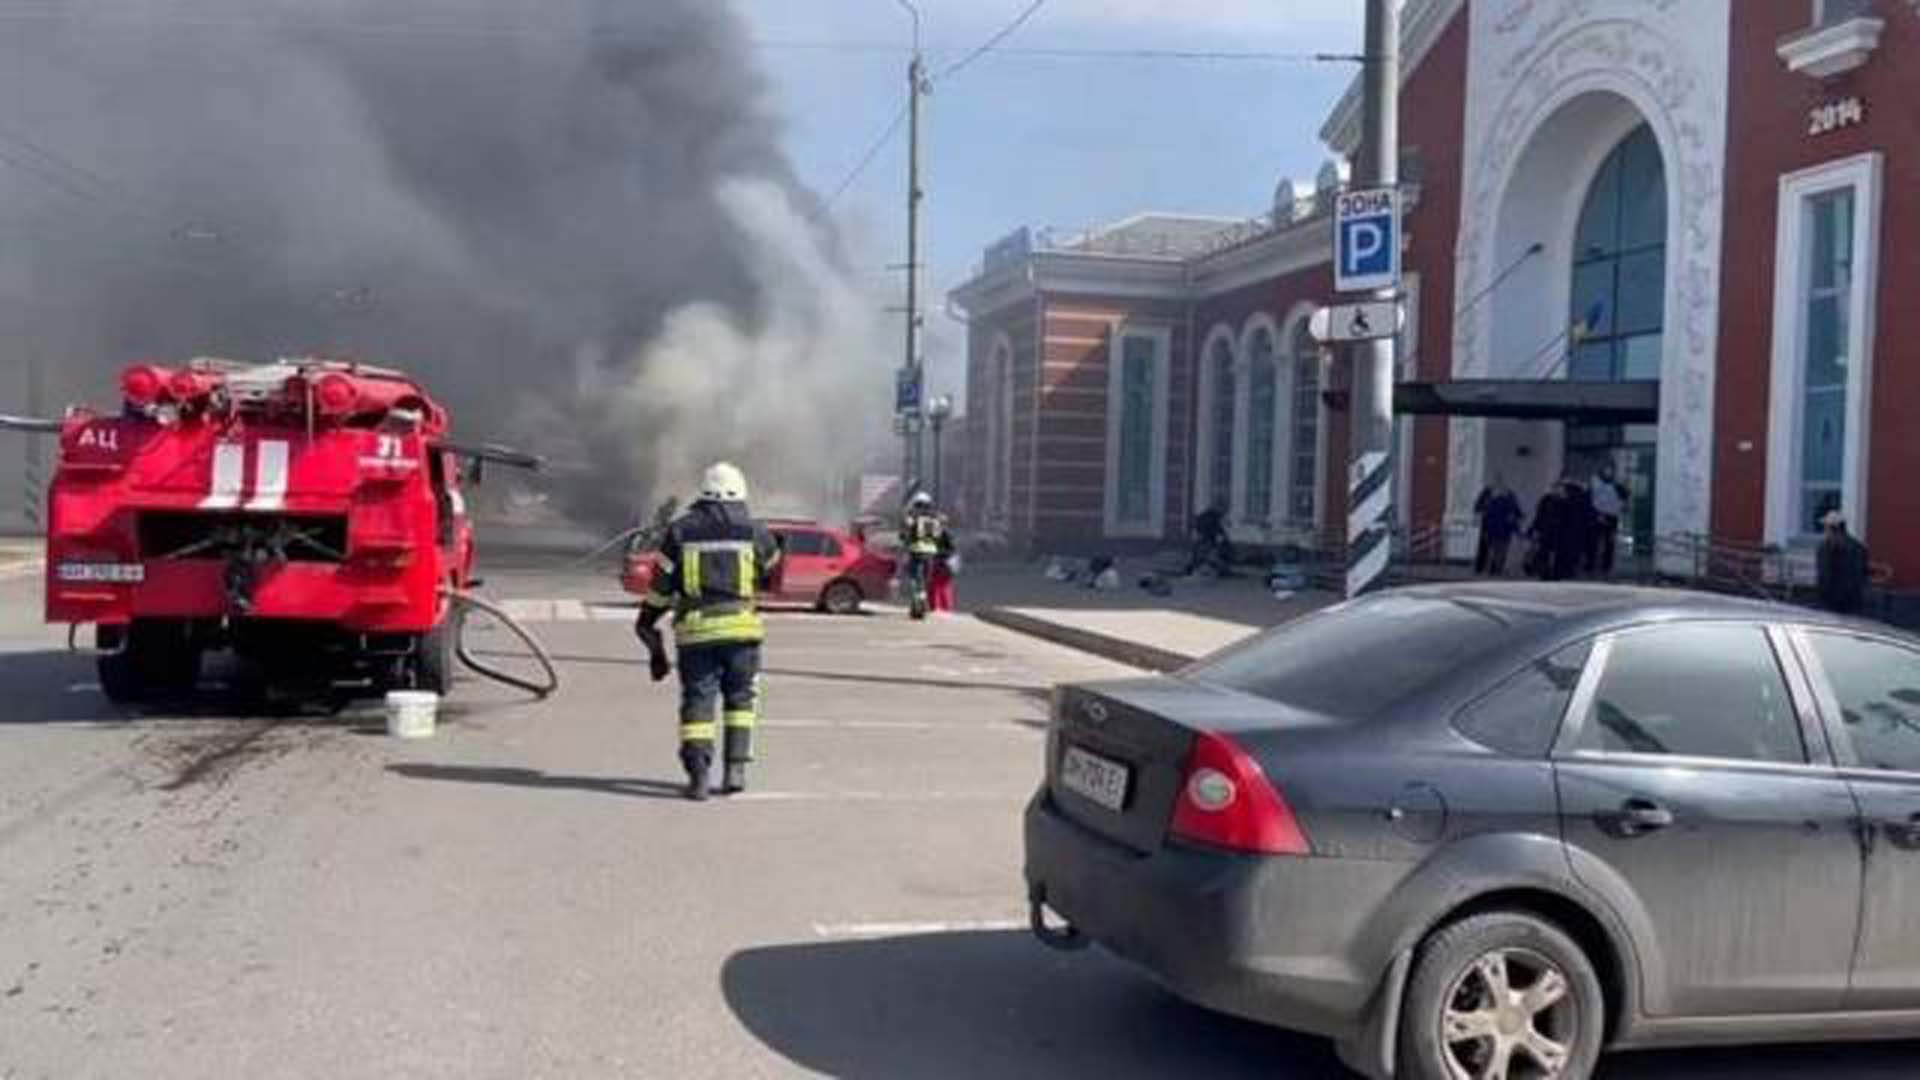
[1060,746,1130,811]
[57,562,145,584]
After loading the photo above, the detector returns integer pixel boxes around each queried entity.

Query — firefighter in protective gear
[901,491,952,621]
[634,462,781,801]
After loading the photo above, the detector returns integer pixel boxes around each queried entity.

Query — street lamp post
[895,0,928,492]
[926,394,953,504]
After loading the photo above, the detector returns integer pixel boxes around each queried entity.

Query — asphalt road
[2,559,1917,1078]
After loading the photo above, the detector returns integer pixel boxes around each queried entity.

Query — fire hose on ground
[442,587,560,699]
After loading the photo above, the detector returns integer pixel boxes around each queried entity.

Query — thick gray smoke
[0,0,891,529]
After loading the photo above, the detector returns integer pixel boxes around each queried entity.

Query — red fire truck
[13,358,537,704]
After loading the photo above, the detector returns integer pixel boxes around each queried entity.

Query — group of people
[1473,466,1629,581]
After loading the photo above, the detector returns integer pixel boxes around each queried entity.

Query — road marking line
[66,682,102,694]
[810,918,1027,939]
[759,719,1037,733]
[730,790,1025,804]
[0,559,45,581]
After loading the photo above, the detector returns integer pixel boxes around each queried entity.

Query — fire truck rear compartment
[137,510,350,563]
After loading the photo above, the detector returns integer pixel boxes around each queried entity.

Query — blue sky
[733,0,1366,401]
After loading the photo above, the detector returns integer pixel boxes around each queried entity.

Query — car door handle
[1603,798,1674,837]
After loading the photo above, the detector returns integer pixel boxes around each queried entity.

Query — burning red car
[623,518,894,615]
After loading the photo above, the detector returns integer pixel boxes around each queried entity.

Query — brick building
[950,0,1920,587]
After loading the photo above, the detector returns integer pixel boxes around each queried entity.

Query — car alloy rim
[1439,947,1575,1080]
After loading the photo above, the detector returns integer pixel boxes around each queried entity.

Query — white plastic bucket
[385,690,439,739]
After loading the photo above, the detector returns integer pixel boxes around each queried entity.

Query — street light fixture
[926,393,953,504]
[894,0,921,52]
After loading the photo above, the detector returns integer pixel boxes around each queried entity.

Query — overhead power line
[818,103,910,214]
[991,46,1355,64]
[0,8,1345,65]
[0,121,289,275]
[936,0,1048,81]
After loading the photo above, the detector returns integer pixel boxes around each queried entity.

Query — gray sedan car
[1024,583,1920,1080]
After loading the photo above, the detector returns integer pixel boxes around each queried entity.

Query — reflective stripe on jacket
[643,500,781,647]
[903,511,950,557]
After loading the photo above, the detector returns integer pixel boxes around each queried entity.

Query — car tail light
[1169,731,1311,856]
[121,364,169,407]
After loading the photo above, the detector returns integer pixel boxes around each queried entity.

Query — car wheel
[1397,912,1604,1080]
[820,580,863,615]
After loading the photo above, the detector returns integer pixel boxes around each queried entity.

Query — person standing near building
[1473,476,1524,576]
[1185,498,1235,576]
[634,462,781,801]
[1588,463,1626,577]
[1817,510,1871,616]
[1527,482,1567,581]
[1556,475,1593,581]
[1474,472,1520,572]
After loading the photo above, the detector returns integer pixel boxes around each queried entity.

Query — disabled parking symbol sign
[1334,187,1401,294]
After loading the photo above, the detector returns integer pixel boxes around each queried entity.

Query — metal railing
[1646,532,1894,602]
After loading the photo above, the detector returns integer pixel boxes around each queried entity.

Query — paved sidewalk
[958,562,1336,672]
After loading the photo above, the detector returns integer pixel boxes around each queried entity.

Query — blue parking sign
[1334,187,1400,293]
[895,366,922,414]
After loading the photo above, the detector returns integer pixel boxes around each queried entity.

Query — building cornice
[1776,15,1886,78]
[949,264,1035,319]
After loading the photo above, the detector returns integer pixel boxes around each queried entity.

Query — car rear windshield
[1184,593,1555,718]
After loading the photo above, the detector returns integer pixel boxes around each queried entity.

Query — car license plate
[56,562,144,584]
[1060,745,1130,811]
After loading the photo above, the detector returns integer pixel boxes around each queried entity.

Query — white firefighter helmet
[908,490,933,509]
[699,461,749,503]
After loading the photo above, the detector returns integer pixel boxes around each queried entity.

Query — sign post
[1341,0,1401,600]
[895,366,923,416]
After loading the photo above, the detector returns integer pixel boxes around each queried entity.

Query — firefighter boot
[679,744,712,802]
[721,762,747,795]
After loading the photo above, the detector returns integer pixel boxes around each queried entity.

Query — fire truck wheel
[414,614,459,695]
[96,627,144,706]
[97,621,202,705]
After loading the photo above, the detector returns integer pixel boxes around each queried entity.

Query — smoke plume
[0,0,891,530]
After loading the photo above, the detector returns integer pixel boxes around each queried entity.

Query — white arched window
[1242,324,1279,527]
[1194,327,1238,515]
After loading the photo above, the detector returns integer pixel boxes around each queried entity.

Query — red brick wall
[1399,7,1470,531]
[1715,2,1920,584]
[1032,294,1192,551]
[962,294,1038,533]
